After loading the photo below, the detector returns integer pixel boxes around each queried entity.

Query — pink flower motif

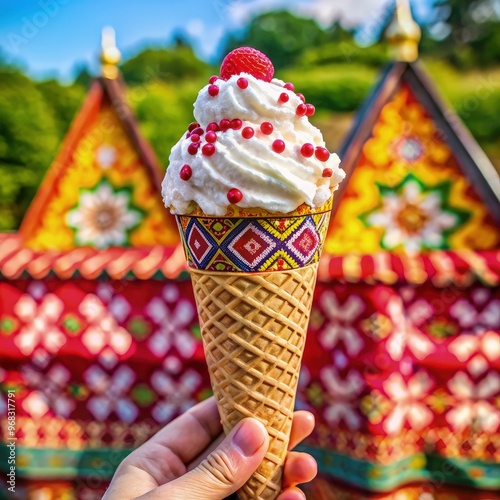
[386,297,435,361]
[84,365,138,423]
[146,285,197,358]
[382,371,434,435]
[446,371,500,433]
[14,294,65,356]
[21,363,75,418]
[321,366,364,430]
[449,291,500,334]
[150,368,201,423]
[319,291,364,357]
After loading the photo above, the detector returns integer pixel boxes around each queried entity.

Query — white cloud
[186,18,226,60]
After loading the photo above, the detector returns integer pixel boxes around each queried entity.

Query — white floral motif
[450,291,500,334]
[84,365,138,423]
[383,371,434,435]
[386,297,435,361]
[80,294,132,367]
[150,368,201,423]
[146,285,197,358]
[319,292,364,357]
[321,366,364,430]
[66,181,141,249]
[449,331,499,377]
[367,179,458,252]
[446,372,500,433]
[14,294,65,356]
[21,363,75,417]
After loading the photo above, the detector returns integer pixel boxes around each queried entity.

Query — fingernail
[233,420,265,457]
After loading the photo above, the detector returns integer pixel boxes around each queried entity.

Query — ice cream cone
[190,263,317,500]
[175,202,330,499]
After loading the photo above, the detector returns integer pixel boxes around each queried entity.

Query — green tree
[121,45,209,84]
[224,11,326,69]
[0,70,59,229]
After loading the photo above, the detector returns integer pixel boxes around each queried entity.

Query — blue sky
[0,0,434,81]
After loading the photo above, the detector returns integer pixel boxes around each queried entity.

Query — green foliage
[225,11,326,69]
[121,45,210,84]
[0,70,59,229]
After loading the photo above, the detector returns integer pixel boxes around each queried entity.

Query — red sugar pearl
[306,104,315,117]
[202,143,216,156]
[230,118,243,130]
[206,131,217,143]
[190,133,201,143]
[301,143,314,158]
[284,82,295,91]
[296,104,307,116]
[315,147,331,162]
[207,122,219,132]
[185,132,191,139]
[272,139,286,153]
[260,122,273,135]
[227,188,243,204]
[209,75,218,84]
[180,164,192,181]
[242,127,254,139]
[208,85,219,97]
[192,127,204,136]
[188,143,200,155]
[279,92,289,103]
[322,168,333,177]
[237,77,249,89]
[296,93,305,102]
[188,122,199,132]
[219,119,231,131]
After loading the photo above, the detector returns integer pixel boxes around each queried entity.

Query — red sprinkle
[301,143,315,157]
[206,131,217,143]
[180,164,192,181]
[306,104,315,117]
[207,122,219,132]
[284,82,295,91]
[188,143,200,155]
[237,77,249,89]
[185,132,191,138]
[209,75,219,84]
[279,92,289,103]
[315,147,331,162]
[272,139,285,153]
[227,188,243,204]
[188,122,199,132]
[322,168,333,177]
[192,127,204,136]
[260,122,273,135]
[296,93,305,102]
[296,104,307,116]
[242,127,254,139]
[190,133,201,143]
[230,118,243,130]
[208,85,220,97]
[220,119,231,131]
[202,143,216,156]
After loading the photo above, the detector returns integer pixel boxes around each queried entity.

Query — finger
[288,411,315,450]
[187,432,225,470]
[282,451,317,488]
[148,397,222,464]
[277,486,306,500]
[138,418,269,500]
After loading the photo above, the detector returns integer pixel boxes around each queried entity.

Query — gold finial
[386,0,421,62]
[100,26,121,79]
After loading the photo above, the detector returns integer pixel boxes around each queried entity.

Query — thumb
[141,418,269,500]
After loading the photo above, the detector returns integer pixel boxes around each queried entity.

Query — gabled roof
[17,73,180,251]
[325,61,500,255]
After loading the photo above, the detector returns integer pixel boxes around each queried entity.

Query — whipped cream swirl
[162,73,344,216]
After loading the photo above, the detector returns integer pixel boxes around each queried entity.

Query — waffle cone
[190,263,318,500]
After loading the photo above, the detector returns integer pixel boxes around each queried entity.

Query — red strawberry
[220,47,274,82]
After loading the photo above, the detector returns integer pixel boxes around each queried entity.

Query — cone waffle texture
[190,263,318,500]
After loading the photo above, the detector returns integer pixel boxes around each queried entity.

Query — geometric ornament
[359,174,471,252]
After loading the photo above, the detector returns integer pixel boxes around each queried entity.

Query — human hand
[103,397,317,500]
